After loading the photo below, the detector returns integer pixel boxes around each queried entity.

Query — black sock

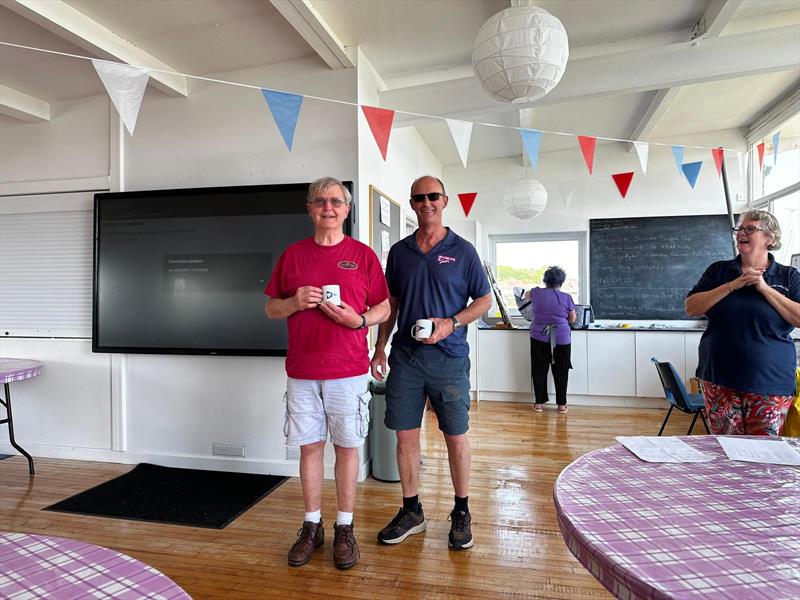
[454,495,469,513]
[403,495,420,513]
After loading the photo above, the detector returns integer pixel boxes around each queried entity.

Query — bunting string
[1,41,746,154]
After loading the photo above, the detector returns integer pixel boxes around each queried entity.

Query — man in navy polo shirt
[370,175,492,551]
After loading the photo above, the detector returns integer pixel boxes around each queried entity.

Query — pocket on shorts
[357,390,371,438]
[282,391,290,437]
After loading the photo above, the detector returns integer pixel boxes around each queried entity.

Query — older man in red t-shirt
[265,177,389,570]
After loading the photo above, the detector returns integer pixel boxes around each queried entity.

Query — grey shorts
[284,374,371,448]
[384,345,471,435]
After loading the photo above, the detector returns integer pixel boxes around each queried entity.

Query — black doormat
[45,463,288,529]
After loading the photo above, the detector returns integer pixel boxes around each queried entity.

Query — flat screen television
[93,182,354,356]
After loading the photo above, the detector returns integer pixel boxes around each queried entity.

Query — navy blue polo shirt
[688,254,800,396]
[386,229,490,357]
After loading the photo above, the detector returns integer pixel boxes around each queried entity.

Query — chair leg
[658,406,673,436]
[699,411,711,434]
[687,412,700,435]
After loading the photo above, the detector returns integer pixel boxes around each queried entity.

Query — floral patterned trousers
[700,380,794,436]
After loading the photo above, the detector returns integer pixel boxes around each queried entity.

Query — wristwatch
[449,315,462,331]
[357,314,367,329]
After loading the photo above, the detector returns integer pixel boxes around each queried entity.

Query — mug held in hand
[321,284,341,306]
[411,318,434,340]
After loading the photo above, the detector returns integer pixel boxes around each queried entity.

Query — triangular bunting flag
[446,119,473,168]
[560,185,576,207]
[772,131,780,166]
[577,135,596,175]
[92,60,150,135]
[756,142,765,171]
[458,192,477,217]
[738,151,746,181]
[682,161,702,189]
[712,147,724,177]
[361,105,395,161]
[261,89,304,151]
[611,172,634,198]
[519,129,542,171]
[633,141,649,174]
[671,145,684,173]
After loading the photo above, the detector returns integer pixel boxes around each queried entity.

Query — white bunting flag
[556,182,577,207]
[633,141,649,174]
[446,119,473,168]
[737,151,746,180]
[92,60,150,135]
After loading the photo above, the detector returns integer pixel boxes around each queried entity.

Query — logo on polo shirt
[338,261,358,270]
[437,255,456,264]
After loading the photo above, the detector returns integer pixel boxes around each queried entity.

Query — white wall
[0,56,366,479]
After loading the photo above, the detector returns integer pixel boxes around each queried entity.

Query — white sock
[304,510,321,524]
[336,511,353,526]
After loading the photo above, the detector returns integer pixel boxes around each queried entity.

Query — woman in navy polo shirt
[686,209,800,436]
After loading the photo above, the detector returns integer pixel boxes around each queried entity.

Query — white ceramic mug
[411,318,434,340]
[321,284,341,306]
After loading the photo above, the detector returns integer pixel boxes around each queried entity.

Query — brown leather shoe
[287,520,324,567]
[333,522,359,570]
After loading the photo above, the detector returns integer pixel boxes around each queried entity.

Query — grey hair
[411,175,446,196]
[307,177,352,206]
[543,266,567,288]
[738,209,781,250]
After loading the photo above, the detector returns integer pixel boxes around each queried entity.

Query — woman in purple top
[529,266,576,413]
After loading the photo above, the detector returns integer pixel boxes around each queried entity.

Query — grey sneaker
[448,509,473,550]
[377,505,426,544]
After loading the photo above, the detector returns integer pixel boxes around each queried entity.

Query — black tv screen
[93,182,353,356]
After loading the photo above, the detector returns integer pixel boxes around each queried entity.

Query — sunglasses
[411,192,445,203]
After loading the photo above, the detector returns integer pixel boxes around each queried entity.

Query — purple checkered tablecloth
[554,436,800,600]
[0,359,43,385]
[0,532,192,599]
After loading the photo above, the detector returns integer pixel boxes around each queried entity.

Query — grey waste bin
[369,379,399,482]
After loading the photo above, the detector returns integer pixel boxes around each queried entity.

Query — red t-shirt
[265,236,389,380]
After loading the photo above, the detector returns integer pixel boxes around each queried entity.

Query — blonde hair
[738,209,781,250]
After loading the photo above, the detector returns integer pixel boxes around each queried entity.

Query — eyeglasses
[309,197,347,208]
[731,226,764,235]
[411,192,445,203]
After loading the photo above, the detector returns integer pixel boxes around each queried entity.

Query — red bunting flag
[711,147,724,177]
[756,142,765,171]
[611,172,634,198]
[361,105,395,161]
[577,135,596,174]
[458,192,477,217]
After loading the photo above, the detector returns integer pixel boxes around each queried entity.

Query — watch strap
[358,314,367,329]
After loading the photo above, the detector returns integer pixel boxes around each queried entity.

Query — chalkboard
[590,215,734,320]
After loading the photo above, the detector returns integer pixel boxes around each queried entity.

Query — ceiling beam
[269,0,354,69]
[384,25,799,128]
[627,0,743,149]
[0,84,50,122]
[1,0,187,97]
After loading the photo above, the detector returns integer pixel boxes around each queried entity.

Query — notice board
[590,215,734,320]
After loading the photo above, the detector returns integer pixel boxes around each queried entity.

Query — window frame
[488,231,588,318]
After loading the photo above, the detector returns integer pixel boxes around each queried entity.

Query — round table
[0,358,43,474]
[554,436,800,600]
[0,532,192,599]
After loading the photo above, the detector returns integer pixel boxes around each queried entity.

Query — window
[750,111,800,266]
[489,232,586,317]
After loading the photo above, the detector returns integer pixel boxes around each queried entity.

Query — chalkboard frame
[589,214,735,320]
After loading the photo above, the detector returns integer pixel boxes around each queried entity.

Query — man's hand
[294,286,323,310]
[423,316,454,344]
[370,349,388,381]
[319,300,362,328]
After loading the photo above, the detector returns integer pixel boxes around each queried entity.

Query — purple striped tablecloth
[0,358,43,385]
[0,532,192,599]
[554,436,800,600]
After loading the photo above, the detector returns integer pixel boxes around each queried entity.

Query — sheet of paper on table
[615,436,716,463]
[716,436,800,466]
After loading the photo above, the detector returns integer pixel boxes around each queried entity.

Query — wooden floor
[0,402,703,599]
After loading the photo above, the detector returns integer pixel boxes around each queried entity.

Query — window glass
[492,237,583,317]
[753,113,799,199]
[770,190,799,265]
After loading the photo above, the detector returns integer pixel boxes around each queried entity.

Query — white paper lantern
[503,178,548,219]
[472,5,569,103]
